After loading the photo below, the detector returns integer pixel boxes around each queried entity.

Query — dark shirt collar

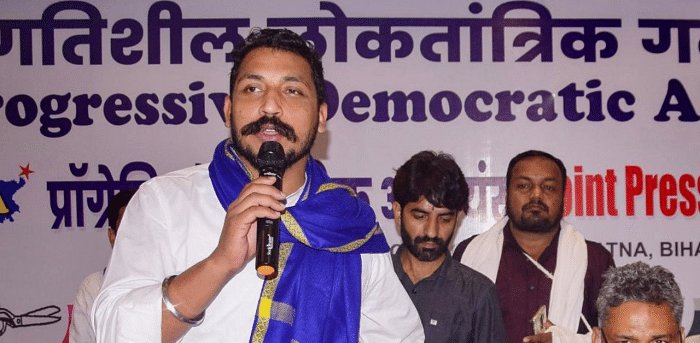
[503,220,562,263]
[392,244,456,283]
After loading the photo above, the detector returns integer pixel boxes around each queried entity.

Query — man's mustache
[240,116,298,142]
[414,236,445,246]
[523,200,548,212]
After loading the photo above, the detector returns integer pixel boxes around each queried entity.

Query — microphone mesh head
[256,141,287,174]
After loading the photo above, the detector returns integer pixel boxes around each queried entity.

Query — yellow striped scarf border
[251,242,294,343]
[325,223,384,253]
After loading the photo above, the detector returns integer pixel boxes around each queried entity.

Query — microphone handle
[255,171,282,276]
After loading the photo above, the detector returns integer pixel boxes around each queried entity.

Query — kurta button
[412,288,418,294]
[528,285,535,291]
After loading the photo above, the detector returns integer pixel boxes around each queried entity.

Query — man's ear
[108,227,116,248]
[223,95,232,128]
[392,202,402,227]
[317,102,327,133]
[591,327,602,343]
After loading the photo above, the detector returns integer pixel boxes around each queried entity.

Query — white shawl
[460,217,590,343]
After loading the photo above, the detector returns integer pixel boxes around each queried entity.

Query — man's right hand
[161,176,286,343]
[209,176,287,279]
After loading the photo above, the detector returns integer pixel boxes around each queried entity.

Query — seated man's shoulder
[450,259,497,295]
[77,270,104,295]
[82,270,104,285]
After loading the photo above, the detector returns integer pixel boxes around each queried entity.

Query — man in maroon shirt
[454,150,615,343]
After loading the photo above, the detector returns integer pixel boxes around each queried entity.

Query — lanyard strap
[522,251,592,333]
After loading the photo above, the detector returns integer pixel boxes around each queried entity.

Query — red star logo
[19,164,35,180]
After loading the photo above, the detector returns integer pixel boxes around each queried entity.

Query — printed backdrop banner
[1,0,699,341]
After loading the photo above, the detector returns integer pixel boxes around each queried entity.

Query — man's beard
[400,223,453,262]
[230,115,318,171]
[506,197,563,233]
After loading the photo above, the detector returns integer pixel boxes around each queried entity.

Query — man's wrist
[162,275,205,326]
[205,250,242,281]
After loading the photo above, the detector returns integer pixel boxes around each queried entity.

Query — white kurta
[93,164,424,342]
[71,271,103,343]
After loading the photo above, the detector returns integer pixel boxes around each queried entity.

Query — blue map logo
[0,164,33,223]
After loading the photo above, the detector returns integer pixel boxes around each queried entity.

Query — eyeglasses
[601,329,683,343]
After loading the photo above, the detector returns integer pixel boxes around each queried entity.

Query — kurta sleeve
[92,179,173,343]
[70,272,102,343]
[358,252,425,342]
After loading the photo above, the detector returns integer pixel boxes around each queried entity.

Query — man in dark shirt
[454,150,614,343]
[391,151,506,343]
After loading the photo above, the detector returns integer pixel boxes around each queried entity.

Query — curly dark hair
[229,28,325,106]
[393,151,470,212]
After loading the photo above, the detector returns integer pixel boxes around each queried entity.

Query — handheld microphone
[255,141,287,277]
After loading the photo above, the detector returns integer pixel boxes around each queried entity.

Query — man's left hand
[523,320,554,343]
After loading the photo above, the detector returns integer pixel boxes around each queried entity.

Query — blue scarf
[208,139,389,343]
